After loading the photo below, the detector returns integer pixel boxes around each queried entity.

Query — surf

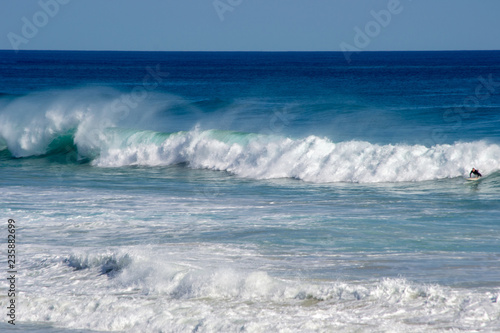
[90,128,500,183]
[9,245,500,332]
[2,88,500,183]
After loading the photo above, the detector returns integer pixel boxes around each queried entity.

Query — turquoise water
[1,51,500,332]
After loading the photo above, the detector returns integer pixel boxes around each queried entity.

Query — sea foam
[2,89,500,183]
[91,128,500,183]
[7,247,500,332]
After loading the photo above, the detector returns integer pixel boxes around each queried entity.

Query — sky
[1,0,499,52]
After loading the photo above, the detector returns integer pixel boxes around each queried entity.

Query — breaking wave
[2,88,500,183]
[90,129,500,182]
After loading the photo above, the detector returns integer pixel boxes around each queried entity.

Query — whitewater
[2,89,500,183]
[1,50,500,332]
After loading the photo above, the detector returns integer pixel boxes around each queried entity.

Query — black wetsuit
[470,170,482,177]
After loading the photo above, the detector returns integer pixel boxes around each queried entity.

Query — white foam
[0,88,188,158]
[93,128,500,183]
[0,89,114,157]
[8,247,500,332]
[2,89,500,183]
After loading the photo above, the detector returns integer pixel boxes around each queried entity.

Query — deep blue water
[1,50,500,332]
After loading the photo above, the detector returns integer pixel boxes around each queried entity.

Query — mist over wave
[0,87,203,157]
[2,88,500,183]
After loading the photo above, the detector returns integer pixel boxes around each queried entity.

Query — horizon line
[1,49,499,53]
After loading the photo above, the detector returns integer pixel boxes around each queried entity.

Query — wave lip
[0,88,121,158]
[0,87,179,159]
[64,252,132,277]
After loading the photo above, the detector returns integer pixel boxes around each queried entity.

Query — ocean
[1,50,500,332]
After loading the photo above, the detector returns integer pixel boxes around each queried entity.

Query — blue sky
[1,0,499,51]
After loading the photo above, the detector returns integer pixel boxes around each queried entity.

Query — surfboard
[466,177,481,181]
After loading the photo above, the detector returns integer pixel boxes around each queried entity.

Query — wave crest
[2,89,500,183]
[92,128,500,183]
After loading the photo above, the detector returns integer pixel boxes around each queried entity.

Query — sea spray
[2,90,500,183]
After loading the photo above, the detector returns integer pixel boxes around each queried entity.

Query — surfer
[469,168,482,178]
